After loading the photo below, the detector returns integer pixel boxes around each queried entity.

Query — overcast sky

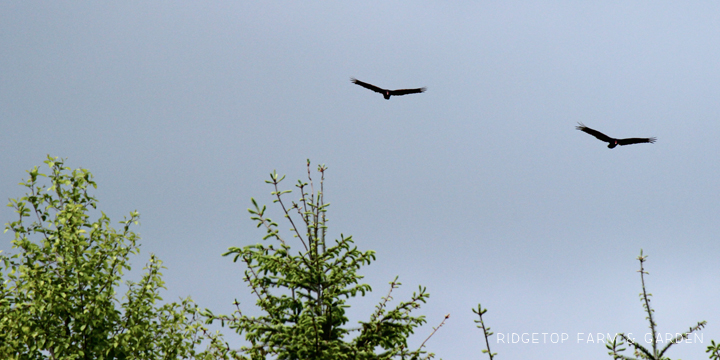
[2,2,720,359]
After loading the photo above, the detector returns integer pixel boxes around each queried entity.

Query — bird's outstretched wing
[576,122,614,143]
[350,78,386,94]
[617,137,656,146]
[389,87,427,96]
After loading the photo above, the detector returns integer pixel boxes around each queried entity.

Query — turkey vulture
[350,78,426,100]
[576,122,656,149]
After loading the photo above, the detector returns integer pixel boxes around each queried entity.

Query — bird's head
[607,141,618,149]
[383,91,391,100]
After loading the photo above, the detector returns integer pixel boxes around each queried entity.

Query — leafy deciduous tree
[0,156,232,360]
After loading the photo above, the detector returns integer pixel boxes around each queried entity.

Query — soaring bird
[576,122,656,149]
[350,78,426,100]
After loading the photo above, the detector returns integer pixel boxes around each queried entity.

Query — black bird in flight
[576,122,656,149]
[350,78,426,100]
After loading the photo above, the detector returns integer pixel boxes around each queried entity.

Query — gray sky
[2,2,719,359]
